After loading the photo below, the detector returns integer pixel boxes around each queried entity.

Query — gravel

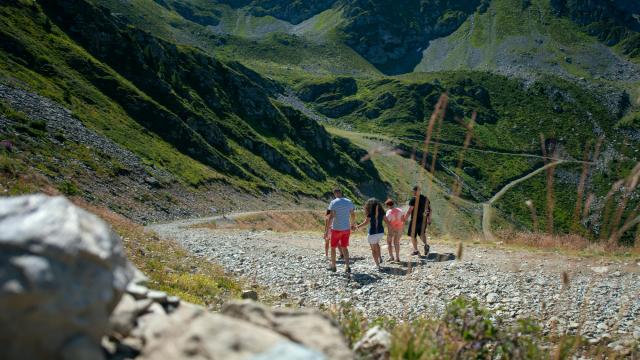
[150,216,640,347]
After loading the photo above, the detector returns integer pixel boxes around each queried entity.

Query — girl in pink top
[384,199,404,263]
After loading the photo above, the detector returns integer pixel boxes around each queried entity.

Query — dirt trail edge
[148,214,640,344]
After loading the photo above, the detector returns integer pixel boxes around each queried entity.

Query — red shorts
[330,229,350,248]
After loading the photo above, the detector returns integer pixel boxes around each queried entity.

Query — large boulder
[0,195,135,360]
[130,302,328,360]
[221,300,353,360]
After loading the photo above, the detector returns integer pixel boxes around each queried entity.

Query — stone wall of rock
[0,195,355,360]
[0,195,135,360]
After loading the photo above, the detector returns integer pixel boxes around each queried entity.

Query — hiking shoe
[345,266,351,274]
[411,250,420,256]
[424,244,430,256]
[327,266,337,272]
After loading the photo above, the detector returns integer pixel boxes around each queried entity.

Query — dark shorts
[407,218,427,237]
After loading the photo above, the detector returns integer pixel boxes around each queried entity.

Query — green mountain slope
[2,0,638,241]
[415,0,640,83]
[0,0,388,202]
[292,71,639,237]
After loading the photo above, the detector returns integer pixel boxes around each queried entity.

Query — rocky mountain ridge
[1,0,390,205]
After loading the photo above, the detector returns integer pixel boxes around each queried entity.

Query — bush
[0,100,30,123]
[58,180,80,196]
[329,297,549,359]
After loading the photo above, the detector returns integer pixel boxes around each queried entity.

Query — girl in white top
[384,199,405,263]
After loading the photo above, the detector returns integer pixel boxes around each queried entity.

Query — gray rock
[353,326,391,360]
[135,302,329,360]
[0,195,134,360]
[109,294,140,337]
[241,289,259,301]
[167,296,180,306]
[147,290,168,303]
[222,300,352,359]
[486,293,499,304]
[126,283,149,300]
[591,266,608,274]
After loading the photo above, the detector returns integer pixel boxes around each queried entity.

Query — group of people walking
[323,186,431,272]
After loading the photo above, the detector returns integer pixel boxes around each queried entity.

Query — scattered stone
[241,289,259,301]
[147,290,168,304]
[0,195,134,360]
[127,283,149,300]
[167,296,180,307]
[591,266,608,274]
[149,219,640,345]
[353,326,391,360]
[486,293,499,304]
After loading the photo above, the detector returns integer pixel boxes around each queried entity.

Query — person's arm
[355,216,370,231]
[403,206,414,221]
[383,211,391,225]
[324,212,331,240]
[324,211,335,239]
[350,208,357,230]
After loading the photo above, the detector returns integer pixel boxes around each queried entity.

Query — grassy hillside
[0,0,389,205]
[415,0,640,83]
[293,71,639,239]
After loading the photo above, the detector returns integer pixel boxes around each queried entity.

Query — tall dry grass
[206,210,327,232]
[495,230,640,255]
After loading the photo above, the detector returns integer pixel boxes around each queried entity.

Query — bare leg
[420,224,429,255]
[330,247,336,269]
[341,247,350,270]
[386,234,394,260]
[370,244,379,267]
[325,237,329,257]
[411,236,418,252]
[394,235,400,261]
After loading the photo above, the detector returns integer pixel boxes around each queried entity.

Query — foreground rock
[105,293,355,359]
[0,195,134,360]
[353,326,391,360]
[222,301,353,359]
[107,298,352,360]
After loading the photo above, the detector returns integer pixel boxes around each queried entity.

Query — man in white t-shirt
[324,188,355,273]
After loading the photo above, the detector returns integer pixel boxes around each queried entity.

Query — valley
[1,0,640,358]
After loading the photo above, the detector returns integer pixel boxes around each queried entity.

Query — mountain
[0,0,389,221]
[1,0,638,240]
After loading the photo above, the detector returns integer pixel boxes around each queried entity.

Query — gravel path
[149,215,640,348]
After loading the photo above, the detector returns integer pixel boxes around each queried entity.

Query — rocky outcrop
[341,0,488,74]
[109,299,353,360]
[221,301,353,359]
[0,195,354,360]
[0,195,135,360]
[353,326,391,360]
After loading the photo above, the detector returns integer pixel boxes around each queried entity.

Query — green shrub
[58,180,80,196]
[0,100,30,123]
